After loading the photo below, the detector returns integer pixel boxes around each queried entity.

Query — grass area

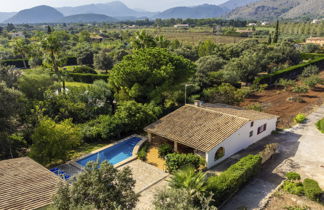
[68,142,108,160]
[65,81,90,88]
[60,65,80,71]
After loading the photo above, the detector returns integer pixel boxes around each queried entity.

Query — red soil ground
[241,71,324,129]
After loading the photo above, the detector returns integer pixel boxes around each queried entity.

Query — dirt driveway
[221,104,324,210]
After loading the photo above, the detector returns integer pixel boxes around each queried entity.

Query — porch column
[148,133,152,143]
[174,142,178,153]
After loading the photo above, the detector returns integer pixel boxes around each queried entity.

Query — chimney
[194,100,203,107]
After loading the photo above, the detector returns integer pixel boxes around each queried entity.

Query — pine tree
[273,20,280,43]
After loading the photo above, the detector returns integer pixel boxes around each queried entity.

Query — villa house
[145,102,278,168]
[306,37,324,46]
[0,157,61,209]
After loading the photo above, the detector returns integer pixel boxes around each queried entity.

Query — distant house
[174,24,190,29]
[247,23,257,26]
[0,157,61,209]
[261,21,270,26]
[90,34,104,42]
[306,37,324,46]
[311,19,323,24]
[9,31,25,39]
[145,102,278,168]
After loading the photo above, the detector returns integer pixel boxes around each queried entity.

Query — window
[249,131,253,137]
[257,124,267,134]
[251,121,254,127]
[214,147,225,161]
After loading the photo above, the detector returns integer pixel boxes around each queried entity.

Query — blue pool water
[77,137,142,167]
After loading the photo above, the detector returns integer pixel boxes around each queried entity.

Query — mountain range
[227,0,324,20]
[1,0,323,24]
[155,4,229,19]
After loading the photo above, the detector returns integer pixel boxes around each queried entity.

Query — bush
[286,172,301,180]
[303,75,322,89]
[138,142,150,161]
[72,65,97,74]
[282,180,304,196]
[0,59,29,68]
[158,143,173,158]
[292,85,309,94]
[294,114,307,124]
[68,73,109,84]
[165,153,204,173]
[301,65,319,78]
[316,118,324,133]
[207,154,262,205]
[303,178,322,202]
[245,103,263,112]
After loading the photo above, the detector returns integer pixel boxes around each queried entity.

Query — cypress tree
[273,20,280,43]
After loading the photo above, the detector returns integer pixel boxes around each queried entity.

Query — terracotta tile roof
[0,157,61,210]
[145,104,278,152]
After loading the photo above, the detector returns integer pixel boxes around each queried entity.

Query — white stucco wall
[206,117,277,169]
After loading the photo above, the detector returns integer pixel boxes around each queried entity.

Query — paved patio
[119,159,168,194]
[221,104,324,210]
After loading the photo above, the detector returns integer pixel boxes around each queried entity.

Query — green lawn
[65,81,90,88]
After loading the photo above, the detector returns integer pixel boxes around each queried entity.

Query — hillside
[60,14,117,23]
[0,12,16,23]
[155,4,229,19]
[227,0,324,20]
[4,5,63,24]
[220,0,261,10]
[57,1,154,18]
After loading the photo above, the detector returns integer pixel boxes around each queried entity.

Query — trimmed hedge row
[301,53,324,60]
[0,59,29,68]
[207,154,262,206]
[165,153,203,173]
[255,56,324,85]
[68,73,109,84]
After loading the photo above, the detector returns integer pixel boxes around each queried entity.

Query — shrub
[303,75,322,89]
[303,178,322,202]
[294,114,307,124]
[165,153,204,173]
[282,180,304,196]
[316,118,324,133]
[72,65,97,74]
[284,205,310,210]
[158,143,173,158]
[301,65,319,78]
[286,172,301,180]
[277,79,296,91]
[245,103,263,112]
[292,85,309,94]
[207,154,262,205]
[68,73,109,84]
[0,58,29,68]
[138,142,150,161]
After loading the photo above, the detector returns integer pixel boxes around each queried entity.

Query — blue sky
[1,0,227,12]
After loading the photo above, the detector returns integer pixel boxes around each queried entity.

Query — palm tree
[168,166,207,196]
[12,38,30,69]
[41,32,66,92]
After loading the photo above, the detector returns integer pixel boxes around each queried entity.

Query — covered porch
[147,132,206,157]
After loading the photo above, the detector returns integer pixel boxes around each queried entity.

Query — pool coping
[71,134,147,170]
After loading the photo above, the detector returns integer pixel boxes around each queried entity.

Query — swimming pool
[76,136,142,167]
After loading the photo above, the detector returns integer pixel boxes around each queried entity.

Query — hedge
[255,56,324,85]
[301,53,324,60]
[0,59,29,68]
[207,154,262,206]
[303,178,322,202]
[68,73,109,84]
[65,56,77,66]
[165,153,203,173]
